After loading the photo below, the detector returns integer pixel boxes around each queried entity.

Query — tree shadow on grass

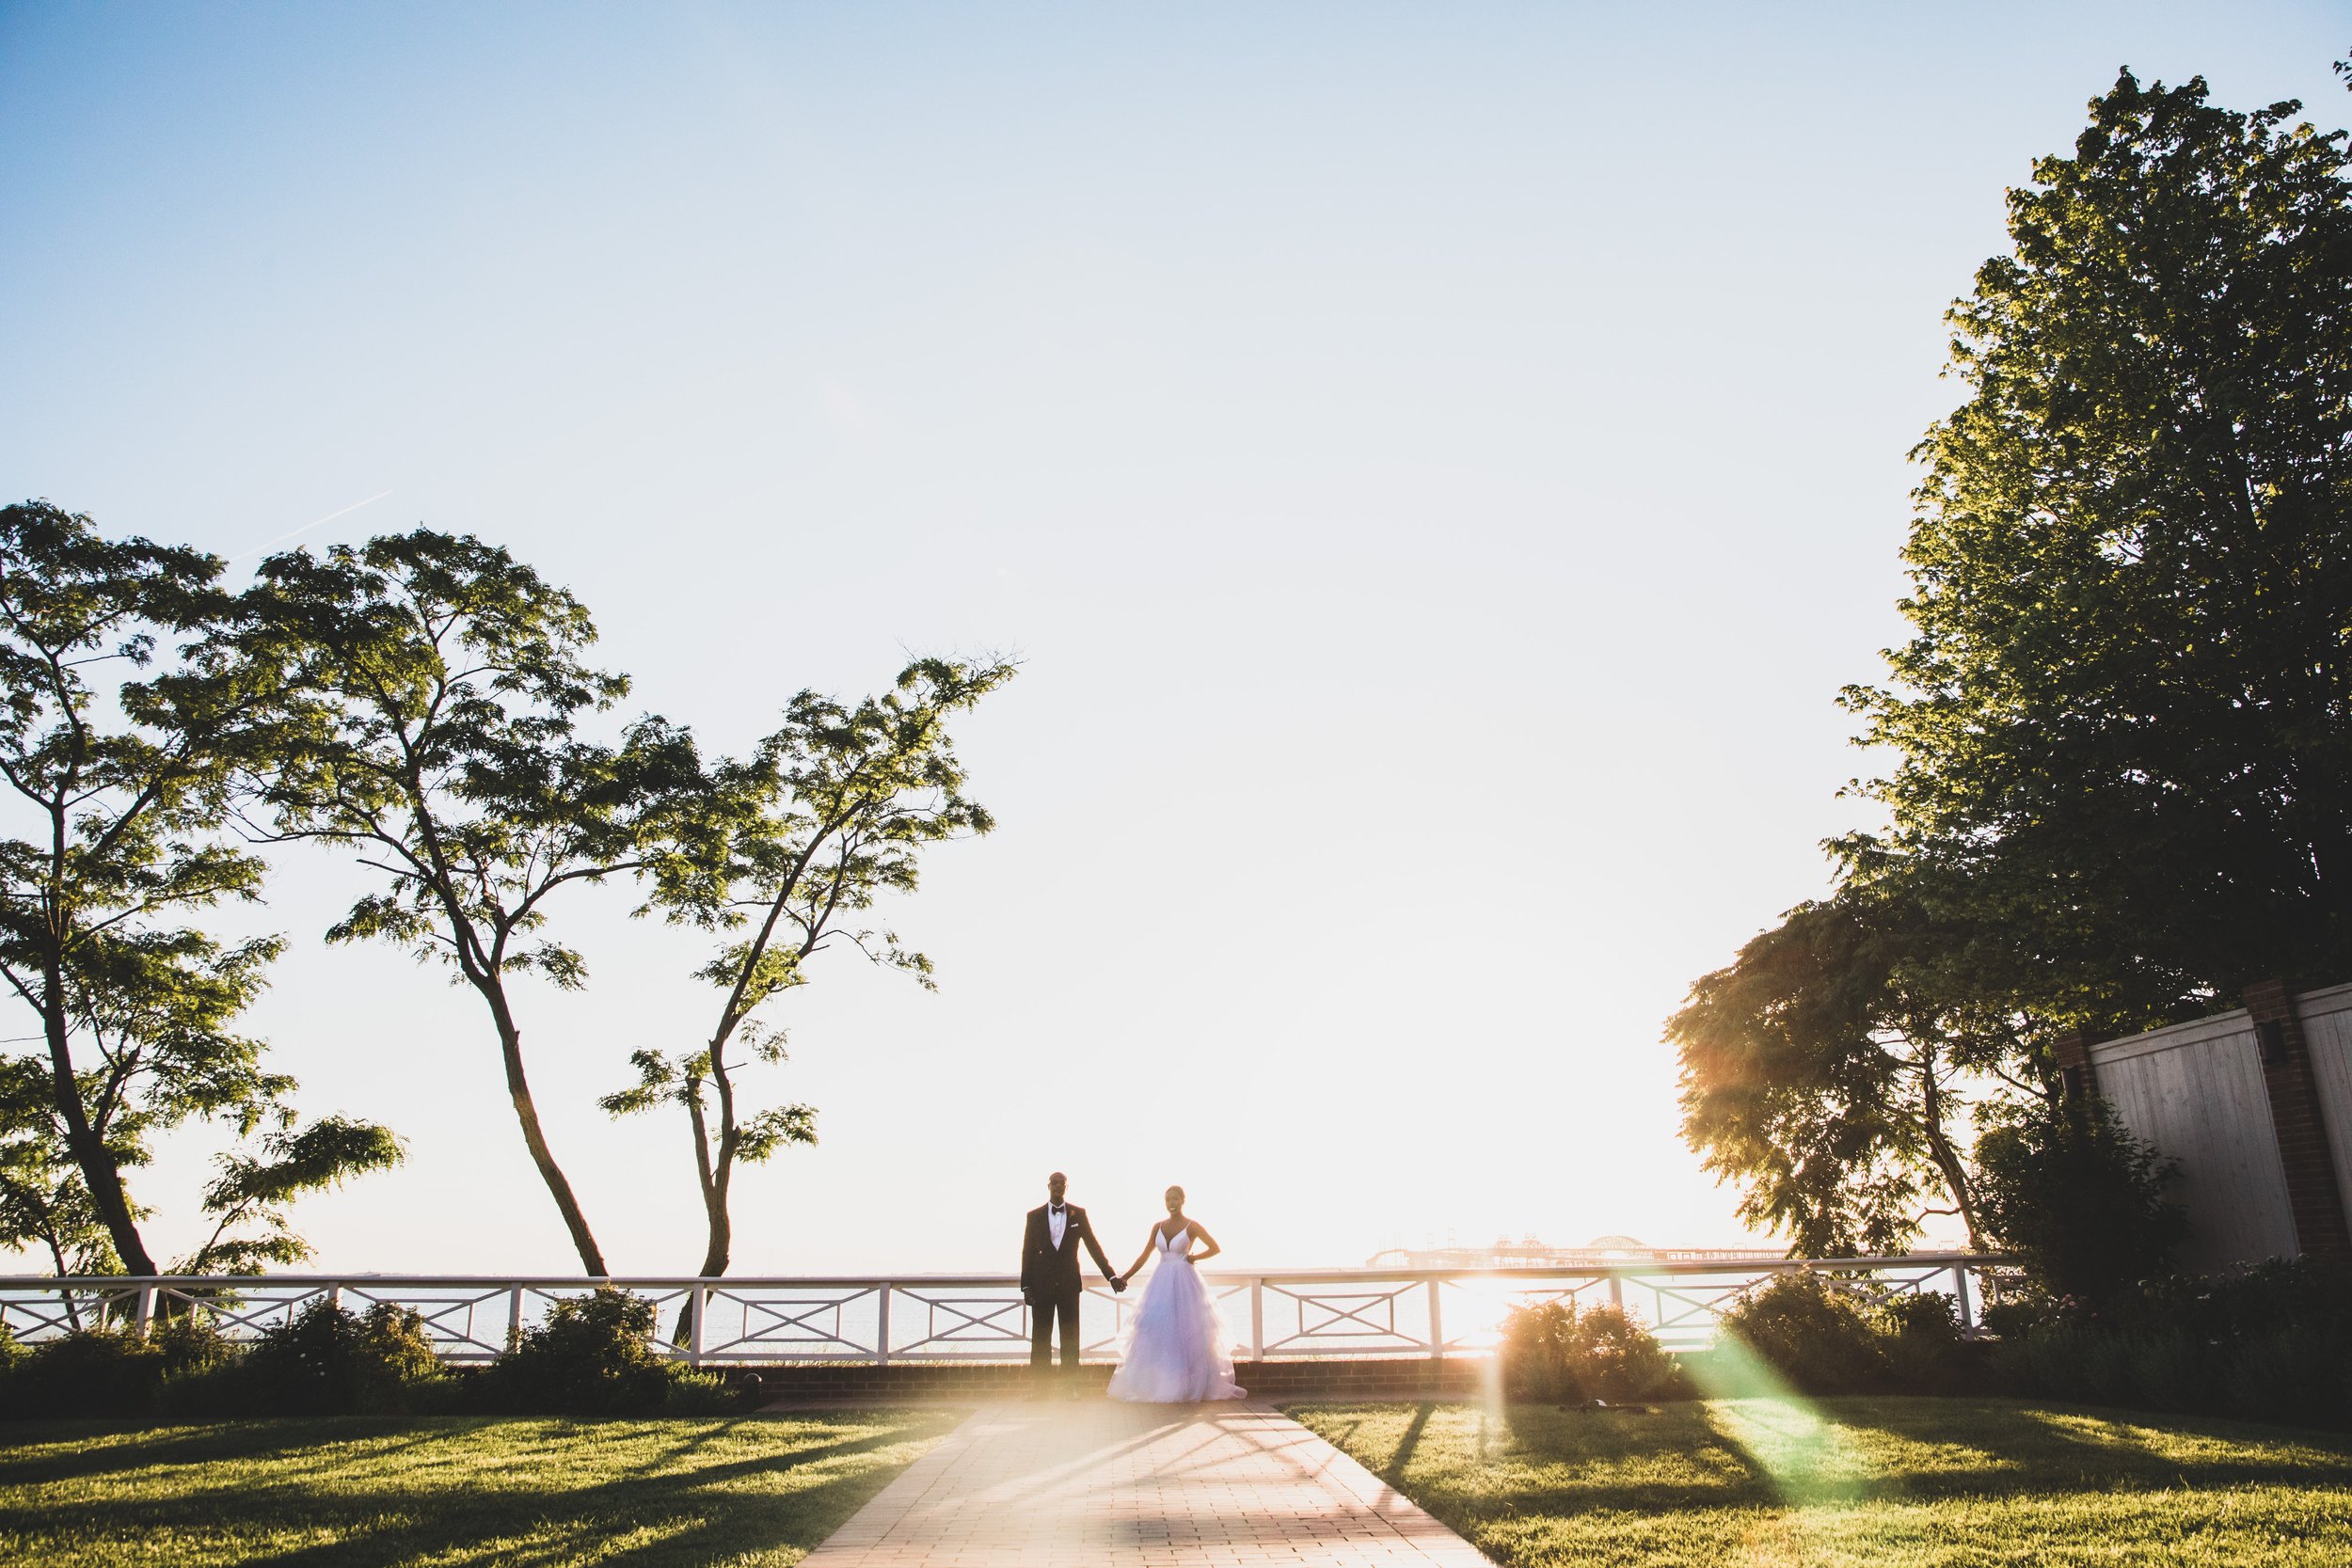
[1741,1397,2352,1506]
[0,1413,960,1568]
[0,1418,441,1485]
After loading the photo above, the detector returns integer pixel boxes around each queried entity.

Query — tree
[0,1057,120,1278]
[1974,1096,2185,1303]
[1842,70,2352,1012]
[0,501,395,1278]
[245,531,696,1275]
[1667,876,2032,1255]
[610,657,1013,1289]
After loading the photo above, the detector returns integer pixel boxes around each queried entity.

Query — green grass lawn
[1295,1396,2352,1568]
[0,1408,962,1567]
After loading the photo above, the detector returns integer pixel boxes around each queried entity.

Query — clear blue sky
[3,3,2346,1275]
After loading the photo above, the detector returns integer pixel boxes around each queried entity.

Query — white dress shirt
[1048,1203,1069,1249]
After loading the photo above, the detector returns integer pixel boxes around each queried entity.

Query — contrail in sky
[228,488,394,562]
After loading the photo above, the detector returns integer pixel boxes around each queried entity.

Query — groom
[1021,1171,1121,1387]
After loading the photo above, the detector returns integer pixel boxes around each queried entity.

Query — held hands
[1110,1274,1127,1292]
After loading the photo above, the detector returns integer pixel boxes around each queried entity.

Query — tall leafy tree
[609,657,1013,1284]
[1844,70,2352,1012]
[1668,875,2040,1255]
[0,500,400,1278]
[246,531,696,1275]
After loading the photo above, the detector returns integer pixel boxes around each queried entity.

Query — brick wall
[2241,980,2351,1259]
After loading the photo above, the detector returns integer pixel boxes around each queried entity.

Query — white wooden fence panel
[2091,1012,2298,1270]
[2293,983,2352,1222]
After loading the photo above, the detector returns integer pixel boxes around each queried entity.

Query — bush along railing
[0,1255,2009,1369]
[0,1288,760,1421]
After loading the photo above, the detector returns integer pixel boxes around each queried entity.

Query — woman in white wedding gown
[1106,1186,1247,1403]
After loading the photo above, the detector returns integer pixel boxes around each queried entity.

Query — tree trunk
[671,1107,733,1348]
[1918,1066,1985,1252]
[40,959,155,1276]
[479,980,607,1275]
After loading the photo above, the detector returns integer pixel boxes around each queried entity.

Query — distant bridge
[1363,1233,1790,1270]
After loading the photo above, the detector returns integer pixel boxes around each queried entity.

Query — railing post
[506,1286,526,1354]
[1608,1271,1624,1310]
[1248,1277,1263,1362]
[690,1284,707,1367]
[1426,1277,1444,1359]
[326,1283,343,1313]
[135,1283,157,1338]
[1952,1264,1974,1332]
[875,1284,891,1367]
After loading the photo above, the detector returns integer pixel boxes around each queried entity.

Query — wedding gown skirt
[1106,1227,1246,1402]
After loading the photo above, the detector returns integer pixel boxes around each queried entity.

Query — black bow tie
[1050,1205,1064,1214]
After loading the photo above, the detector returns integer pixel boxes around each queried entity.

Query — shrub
[1974,1099,2185,1305]
[1571,1305,1679,1402]
[1499,1300,1678,1402]
[487,1287,675,1416]
[661,1369,746,1415]
[7,1328,141,1418]
[217,1300,446,1416]
[1874,1291,1967,1393]
[1982,1259,2352,1428]
[1499,1302,1577,1400]
[1716,1271,1886,1394]
[2218,1325,2352,1429]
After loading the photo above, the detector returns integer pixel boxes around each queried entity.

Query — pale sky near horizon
[3,3,2347,1278]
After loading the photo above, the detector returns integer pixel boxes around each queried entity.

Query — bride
[1106,1185,1247,1403]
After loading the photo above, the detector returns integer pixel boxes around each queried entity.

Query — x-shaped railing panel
[699,1288,878,1359]
[893,1290,1027,1355]
[1263,1284,1422,1354]
[342,1287,513,1359]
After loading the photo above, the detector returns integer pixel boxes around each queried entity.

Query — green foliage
[1668,882,2003,1256]
[1571,1305,1680,1402]
[1498,1300,1679,1402]
[0,500,327,1276]
[1498,1301,1577,1399]
[483,1287,739,1416]
[1677,70,2352,1262]
[244,530,702,1275]
[658,1368,747,1416]
[0,1317,227,1418]
[1715,1271,1889,1394]
[1973,1099,2186,1303]
[494,1287,664,1414]
[1984,1259,2352,1428]
[1872,1290,1969,1393]
[1842,70,2352,1012]
[614,657,1013,1278]
[180,1117,405,1274]
[216,1299,446,1415]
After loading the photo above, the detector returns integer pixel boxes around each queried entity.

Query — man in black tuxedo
[1021,1171,1121,1387]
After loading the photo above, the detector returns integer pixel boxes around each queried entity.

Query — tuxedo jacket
[1022,1202,1115,1298]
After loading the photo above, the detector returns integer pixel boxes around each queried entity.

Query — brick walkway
[803,1398,1493,1566]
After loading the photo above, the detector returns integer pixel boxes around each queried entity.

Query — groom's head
[1047,1171,1067,1205]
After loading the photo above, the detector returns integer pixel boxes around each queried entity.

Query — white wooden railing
[0,1254,2010,1366]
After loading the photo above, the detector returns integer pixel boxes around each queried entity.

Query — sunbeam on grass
[1682,1331,1871,1510]
[1295,1395,2352,1568]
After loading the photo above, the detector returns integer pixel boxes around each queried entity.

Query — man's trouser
[1029,1288,1080,1372]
